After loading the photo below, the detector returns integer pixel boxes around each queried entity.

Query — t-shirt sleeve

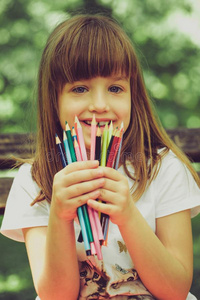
[155,152,200,218]
[0,164,50,242]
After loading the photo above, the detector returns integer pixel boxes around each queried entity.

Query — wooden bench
[0,129,200,214]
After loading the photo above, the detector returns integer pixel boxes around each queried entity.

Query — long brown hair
[30,14,200,204]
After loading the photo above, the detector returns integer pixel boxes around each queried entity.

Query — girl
[1,14,200,300]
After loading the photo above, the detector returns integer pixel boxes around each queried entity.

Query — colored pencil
[74,138,96,252]
[72,126,77,141]
[75,116,87,161]
[56,116,124,257]
[102,126,121,241]
[106,129,120,168]
[74,139,82,162]
[62,130,92,256]
[95,125,101,162]
[90,114,97,160]
[74,116,103,258]
[100,123,109,166]
[65,122,77,162]
[55,134,67,167]
[56,134,91,255]
[63,131,72,164]
[103,123,124,244]
[74,115,78,136]
[106,127,117,163]
[102,217,109,245]
[114,123,124,170]
[77,206,92,256]
[107,120,113,146]
[89,114,104,258]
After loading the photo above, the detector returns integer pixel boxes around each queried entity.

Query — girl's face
[58,75,131,150]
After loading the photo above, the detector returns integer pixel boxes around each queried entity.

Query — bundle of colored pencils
[55,115,124,260]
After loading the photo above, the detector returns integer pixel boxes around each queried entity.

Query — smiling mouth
[83,120,111,127]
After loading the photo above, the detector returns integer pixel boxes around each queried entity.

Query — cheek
[58,101,81,130]
[117,102,131,131]
[124,111,131,133]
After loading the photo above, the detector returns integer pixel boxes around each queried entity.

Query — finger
[66,190,101,209]
[63,167,104,187]
[97,188,116,204]
[87,199,114,215]
[98,166,123,181]
[98,177,120,193]
[63,177,105,199]
[63,160,99,174]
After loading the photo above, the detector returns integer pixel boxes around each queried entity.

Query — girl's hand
[87,167,135,226]
[51,160,104,222]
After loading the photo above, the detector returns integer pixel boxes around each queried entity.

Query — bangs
[49,16,136,88]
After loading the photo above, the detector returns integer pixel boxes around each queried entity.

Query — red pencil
[106,129,120,168]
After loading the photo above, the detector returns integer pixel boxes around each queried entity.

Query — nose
[88,90,110,113]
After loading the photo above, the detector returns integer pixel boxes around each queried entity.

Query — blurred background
[0,0,199,299]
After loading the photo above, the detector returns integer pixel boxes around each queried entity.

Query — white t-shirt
[1,150,200,300]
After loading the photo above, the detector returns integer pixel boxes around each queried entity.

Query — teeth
[84,121,92,125]
[84,121,111,127]
[84,120,111,126]
[98,122,108,127]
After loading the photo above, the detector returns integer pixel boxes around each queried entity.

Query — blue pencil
[63,131,72,164]
[55,134,67,167]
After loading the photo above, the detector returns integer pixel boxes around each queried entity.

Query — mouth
[82,120,112,127]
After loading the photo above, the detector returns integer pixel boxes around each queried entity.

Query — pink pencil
[74,139,82,162]
[75,115,87,161]
[88,208,103,260]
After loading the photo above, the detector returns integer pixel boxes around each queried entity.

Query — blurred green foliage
[0,216,36,299]
[0,0,200,133]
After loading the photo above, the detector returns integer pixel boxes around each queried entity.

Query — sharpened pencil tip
[65,122,70,131]
[96,125,101,136]
[72,127,76,137]
[63,130,67,140]
[105,123,108,130]
[55,134,61,144]
[92,114,96,125]
[109,120,113,130]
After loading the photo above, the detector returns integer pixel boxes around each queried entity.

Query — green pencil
[100,123,109,166]
[65,122,77,162]
[82,205,94,244]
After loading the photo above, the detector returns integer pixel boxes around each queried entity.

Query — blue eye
[72,86,87,93]
[109,86,122,93]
